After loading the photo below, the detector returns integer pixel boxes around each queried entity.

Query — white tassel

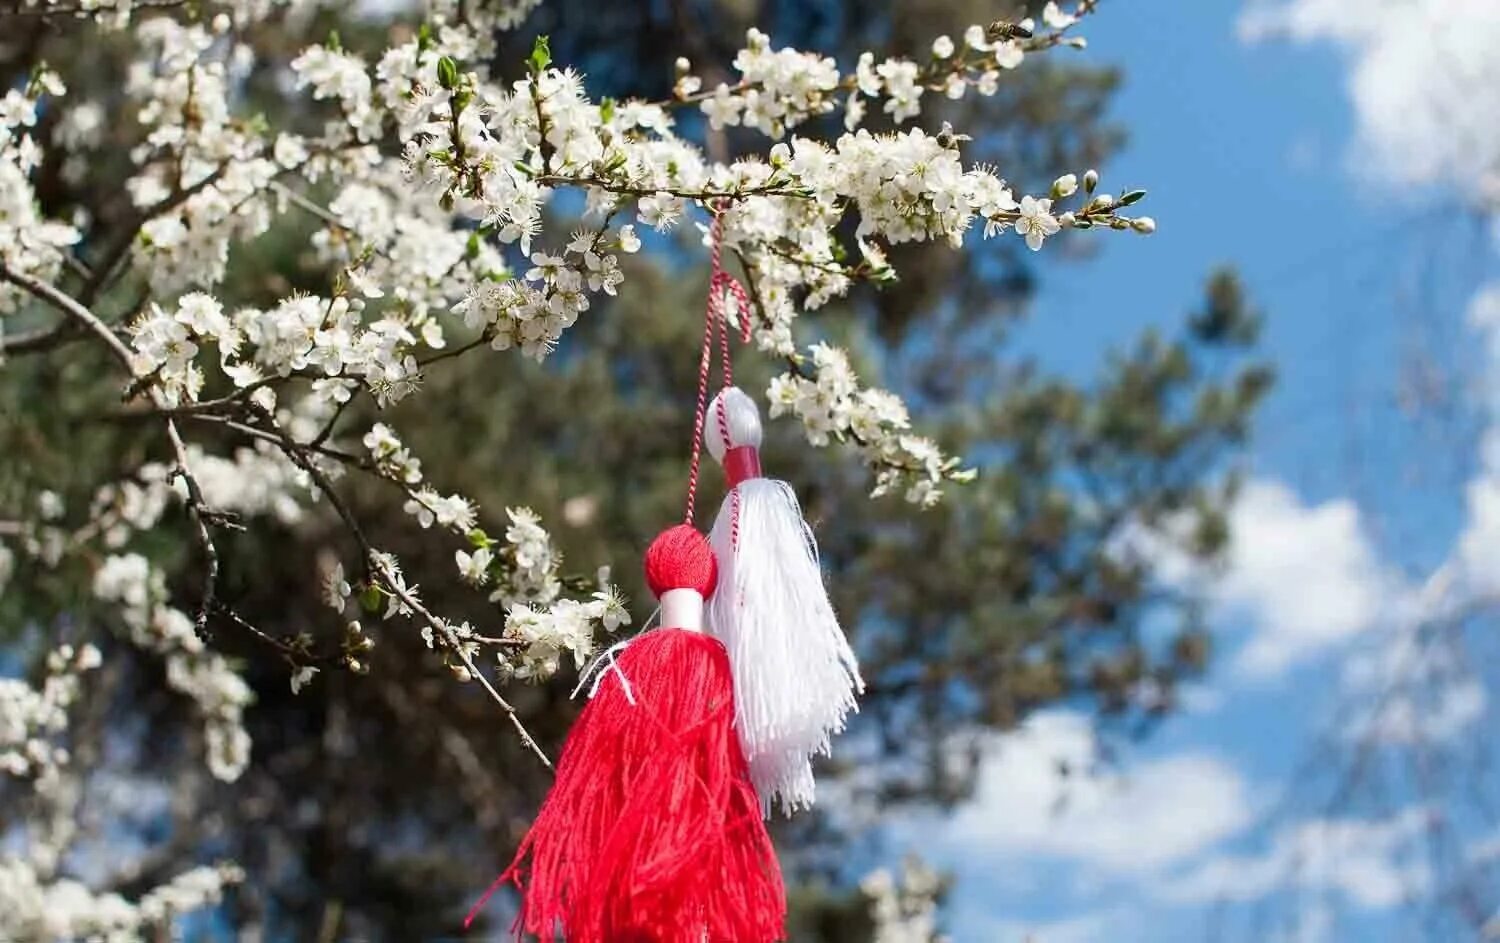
[706,387,863,815]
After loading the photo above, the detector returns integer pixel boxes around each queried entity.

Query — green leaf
[436,56,459,90]
[359,584,383,613]
[1119,189,1147,206]
[529,35,552,73]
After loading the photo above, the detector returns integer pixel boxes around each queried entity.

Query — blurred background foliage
[0,0,1270,938]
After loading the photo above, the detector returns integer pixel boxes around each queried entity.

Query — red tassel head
[644,524,717,598]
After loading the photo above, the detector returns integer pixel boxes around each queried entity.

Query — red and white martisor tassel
[706,387,863,815]
[468,525,786,943]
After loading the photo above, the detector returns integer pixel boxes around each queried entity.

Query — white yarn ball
[706,386,763,461]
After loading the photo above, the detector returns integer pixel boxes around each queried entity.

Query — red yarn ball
[644,525,718,598]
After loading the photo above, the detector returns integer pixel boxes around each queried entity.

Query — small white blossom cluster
[328,428,629,684]
[405,488,478,532]
[768,128,1041,249]
[7,453,309,783]
[84,446,305,540]
[315,176,494,327]
[360,423,477,532]
[502,588,630,682]
[126,19,280,295]
[448,0,545,33]
[0,72,81,317]
[86,475,173,548]
[1,493,78,581]
[178,443,307,525]
[289,45,383,143]
[769,344,971,507]
[459,507,630,681]
[455,227,635,360]
[364,422,423,484]
[336,406,633,685]
[0,857,243,943]
[92,553,253,781]
[130,285,430,410]
[862,857,950,943]
[0,643,99,789]
[495,506,560,605]
[0,638,242,941]
[699,29,840,136]
[690,10,1090,137]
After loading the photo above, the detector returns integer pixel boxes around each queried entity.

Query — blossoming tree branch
[0,0,1152,933]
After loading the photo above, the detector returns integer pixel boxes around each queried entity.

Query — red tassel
[468,526,786,942]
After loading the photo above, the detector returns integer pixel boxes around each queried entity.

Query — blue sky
[900,3,1500,941]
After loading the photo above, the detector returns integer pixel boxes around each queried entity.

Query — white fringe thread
[706,387,864,815]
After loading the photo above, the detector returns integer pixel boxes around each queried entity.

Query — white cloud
[1372,674,1487,743]
[1164,807,1433,910]
[1454,286,1500,595]
[1120,479,1399,680]
[1239,0,1500,192]
[1218,480,1400,678]
[927,712,1253,876]
[966,908,1128,943]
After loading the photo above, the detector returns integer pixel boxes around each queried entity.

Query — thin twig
[0,320,84,355]
[415,334,489,368]
[259,416,555,770]
[533,173,802,203]
[0,264,135,367]
[109,380,282,419]
[375,553,554,771]
[309,389,361,449]
[212,601,331,664]
[164,417,236,643]
[187,413,369,466]
[0,0,186,15]
[0,262,254,652]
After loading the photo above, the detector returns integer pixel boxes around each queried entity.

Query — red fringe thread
[469,628,785,942]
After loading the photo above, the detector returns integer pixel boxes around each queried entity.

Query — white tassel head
[707,386,763,461]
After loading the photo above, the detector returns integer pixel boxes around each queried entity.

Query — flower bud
[1083,169,1099,193]
[1131,217,1157,234]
